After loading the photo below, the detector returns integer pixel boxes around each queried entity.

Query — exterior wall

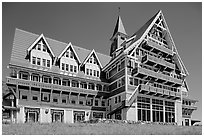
[175,100,182,125]
[64,110,73,123]
[40,107,52,123]
[61,57,78,71]
[31,49,52,67]
[125,106,136,121]
[17,106,25,123]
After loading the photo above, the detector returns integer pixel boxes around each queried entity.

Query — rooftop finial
[118,7,120,16]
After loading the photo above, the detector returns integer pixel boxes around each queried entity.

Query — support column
[39,88,42,102]
[50,89,53,103]
[68,92,71,103]
[70,80,72,87]
[29,72,32,81]
[60,78,63,86]
[150,98,153,122]
[94,84,97,91]
[77,93,80,104]
[59,90,62,103]
[39,74,42,82]
[16,70,20,79]
[51,76,54,84]
[163,100,166,123]
[29,86,32,101]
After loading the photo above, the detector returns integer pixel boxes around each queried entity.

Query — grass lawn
[2,122,202,135]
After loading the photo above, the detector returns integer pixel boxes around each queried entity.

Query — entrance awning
[3,106,20,111]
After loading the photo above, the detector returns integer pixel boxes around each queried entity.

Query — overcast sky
[2,2,202,121]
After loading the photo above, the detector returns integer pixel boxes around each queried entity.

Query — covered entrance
[25,107,40,123]
[51,109,64,122]
[73,111,85,122]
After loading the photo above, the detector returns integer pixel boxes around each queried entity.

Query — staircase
[126,84,141,106]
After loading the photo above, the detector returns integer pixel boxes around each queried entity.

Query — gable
[124,10,188,76]
[27,34,55,58]
[58,42,81,63]
[82,49,103,68]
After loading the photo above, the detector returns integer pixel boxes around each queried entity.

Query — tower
[110,12,128,57]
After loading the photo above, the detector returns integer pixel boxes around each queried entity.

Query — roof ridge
[16,28,110,58]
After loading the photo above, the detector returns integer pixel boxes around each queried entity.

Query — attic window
[43,45,47,52]
[37,44,41,50]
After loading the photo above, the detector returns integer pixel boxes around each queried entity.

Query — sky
[2,2,202,121]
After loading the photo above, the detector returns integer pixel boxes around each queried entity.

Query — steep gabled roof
[111,15,127,39]
[27,33,55,57]
[58,42,81,63]
[124,10,189,76]
[10,28,111,69]
[82,49,103,68]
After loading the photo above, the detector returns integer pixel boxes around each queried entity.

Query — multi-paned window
[152,99,164,122]
[62,63,65,70]
[37,58,41,65]
[137,96,151,121]
[42,59,46,67]
[47,60,50,67]
[165,101,175,123]
[66,64,69,71]
[32,56,36,65]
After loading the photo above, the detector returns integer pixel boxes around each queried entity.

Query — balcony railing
[6,77,108,96]
[140,84,180,98]
[132,67,182,85]
[147,37,173,56]
[142,54,175,71]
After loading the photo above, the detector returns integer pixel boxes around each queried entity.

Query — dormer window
[32,57,36,64]
[37,58,41,65]
[37,44,41,50]
[43,45,47,52]
[47,60,50,67]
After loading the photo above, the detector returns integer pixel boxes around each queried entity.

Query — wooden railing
[142,54,175,70]
[132,67,182,85]
[147,37,173,55]
[6,77,108,95]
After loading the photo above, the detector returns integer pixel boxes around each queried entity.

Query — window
[93,58,97,64]
[53,98,58,103]
[79,101,84,105]
[115,97,117,104]
[43,59,46,67]
[47,60,50,67]
[32,75,39,81]
[62,99,66,103]
[74,66,77,73]
[65,51,69,58]
[101,100,106,106]
[71,100,76,104]
[32,96,38,101]
[86,68,89,75]
[97,71,99,77]
[95,100,98,106]
[43,45,46,52]
[129,77,133,85]
[37,44,41,50]
[70,52,74,59]
[89,58,92,63]
[70,65,73,72]
[66,64,69,71]
[137,96,151,122]
[90,69,92,76]
[118,63,121,71]
[118,96,121,103]
[62,63,65,70]
[88,83,95,90]
[37,58,41,65]
[93,70,96,76]
[32,56,36,65]
[22,95,27,100]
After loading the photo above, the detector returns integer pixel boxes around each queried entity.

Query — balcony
[6,77,108,97]
[132,67,182,86]
[144,37,173,56]
[142,54,175,72]
[139,84,181,99]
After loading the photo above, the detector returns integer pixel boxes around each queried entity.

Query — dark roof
[10,28,111,69]
[128,11,160,46]
[111,15,127,38]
